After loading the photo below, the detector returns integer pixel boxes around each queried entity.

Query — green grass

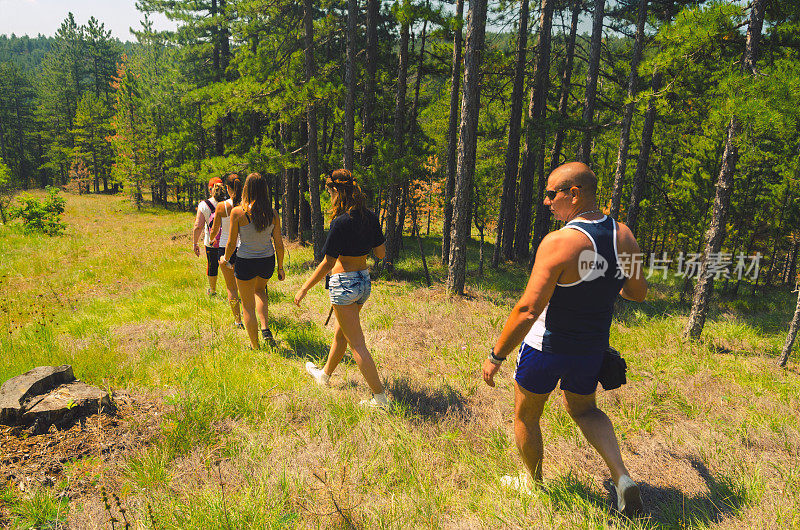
[2,192,800,527]
[1,484,70,529]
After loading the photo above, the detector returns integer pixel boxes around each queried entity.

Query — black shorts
[235,255,275,281]
[206,247,237,276]
[205,246,222,276]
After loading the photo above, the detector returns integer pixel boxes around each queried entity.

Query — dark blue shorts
[514,343,603,395]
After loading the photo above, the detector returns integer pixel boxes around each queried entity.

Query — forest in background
[1,0,800,347]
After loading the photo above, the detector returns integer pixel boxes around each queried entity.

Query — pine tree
[684,0,767,340]
[493,0,529,267]
[447,0,488,295]
[441,0,465,265]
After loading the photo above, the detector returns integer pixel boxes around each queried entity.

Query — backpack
[202,199,221,248]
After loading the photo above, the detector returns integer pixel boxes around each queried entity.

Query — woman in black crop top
[294,169,389,409]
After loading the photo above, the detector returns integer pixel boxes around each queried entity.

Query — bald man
[483,162,647,516]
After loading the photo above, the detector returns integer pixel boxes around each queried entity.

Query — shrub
[0,157,13,223]
[10,186,67,236]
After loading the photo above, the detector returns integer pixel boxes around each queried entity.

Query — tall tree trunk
[514,0,554,262]
[765,185,793,286]
[211,0,224,156]
[219,0,230,73]
[361,0,379,169]
[197,103,206,159]
[493,0,529,268]
[304,0,325,261]
[684,0,766,340]
[550,0,581,172]
[385,10,411,271]
[626,70,662,236]
[442,0,465,265]
[343,0,357,170]
[299,122,311,241]
[279,123,297,239]
[447,0,488,295]
[300,168,311,238]
[408,186,432,286]
[789,241,800,285]
[528,0,556,260]
[576,0,605,164]
[409,12,429,138]
[397,181,409,250]
[779,288,800,367]
[609,0,648,219]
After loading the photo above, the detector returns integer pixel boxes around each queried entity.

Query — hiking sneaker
[500,473,532,495]
[305,362,330,386]
[207,289,217,297]
[358,393,390,411]
[234,321,244,329]
[615,475,643,517]
[261,328,277,347]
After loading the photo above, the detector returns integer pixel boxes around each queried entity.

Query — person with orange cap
[192,176,226,296]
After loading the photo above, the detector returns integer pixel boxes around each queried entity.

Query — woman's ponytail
[226,173,243,206]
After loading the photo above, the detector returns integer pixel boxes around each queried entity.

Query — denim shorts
[328,270,371,305]
[514,342,603,396]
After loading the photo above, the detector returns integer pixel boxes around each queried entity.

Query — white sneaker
[305,362,330,386]
[358,393,390,410]
[615,475,643,516]
[500,473,532,495]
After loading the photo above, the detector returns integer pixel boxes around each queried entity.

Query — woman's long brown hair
[241,172,273,231]
[226,173,243,206]
[326,169,366,220]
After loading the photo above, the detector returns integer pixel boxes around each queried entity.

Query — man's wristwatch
[488,348,506,366]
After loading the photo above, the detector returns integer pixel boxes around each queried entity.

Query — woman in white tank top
[210,174,244,328]
[220,172,285,350]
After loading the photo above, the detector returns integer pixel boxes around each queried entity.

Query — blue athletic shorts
[328,270,371,305]
[514,342,603,395]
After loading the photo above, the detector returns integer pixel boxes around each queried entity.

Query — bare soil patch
[0,389,165,500]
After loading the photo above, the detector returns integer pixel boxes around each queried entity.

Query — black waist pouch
[324,274,330,290]
[598,346,627,390]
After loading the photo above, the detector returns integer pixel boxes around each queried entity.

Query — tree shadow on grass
[613,297,682,325]
[386,376,471,423]
[546,456,748,528]
[270,316,330,361]
[634,455,749,528]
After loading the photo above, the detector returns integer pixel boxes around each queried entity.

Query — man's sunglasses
[545,185,581,200]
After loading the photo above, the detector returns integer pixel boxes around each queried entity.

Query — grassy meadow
[2,192,800,529]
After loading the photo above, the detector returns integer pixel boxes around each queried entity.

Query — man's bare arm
[482,233,569,387]
[492,235,566,358]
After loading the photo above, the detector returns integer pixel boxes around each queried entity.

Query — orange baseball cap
[208,177,223,188]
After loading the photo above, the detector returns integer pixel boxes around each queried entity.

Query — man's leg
[563,390,642,515]
[514,382,551,482]
[562,390,628,483]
